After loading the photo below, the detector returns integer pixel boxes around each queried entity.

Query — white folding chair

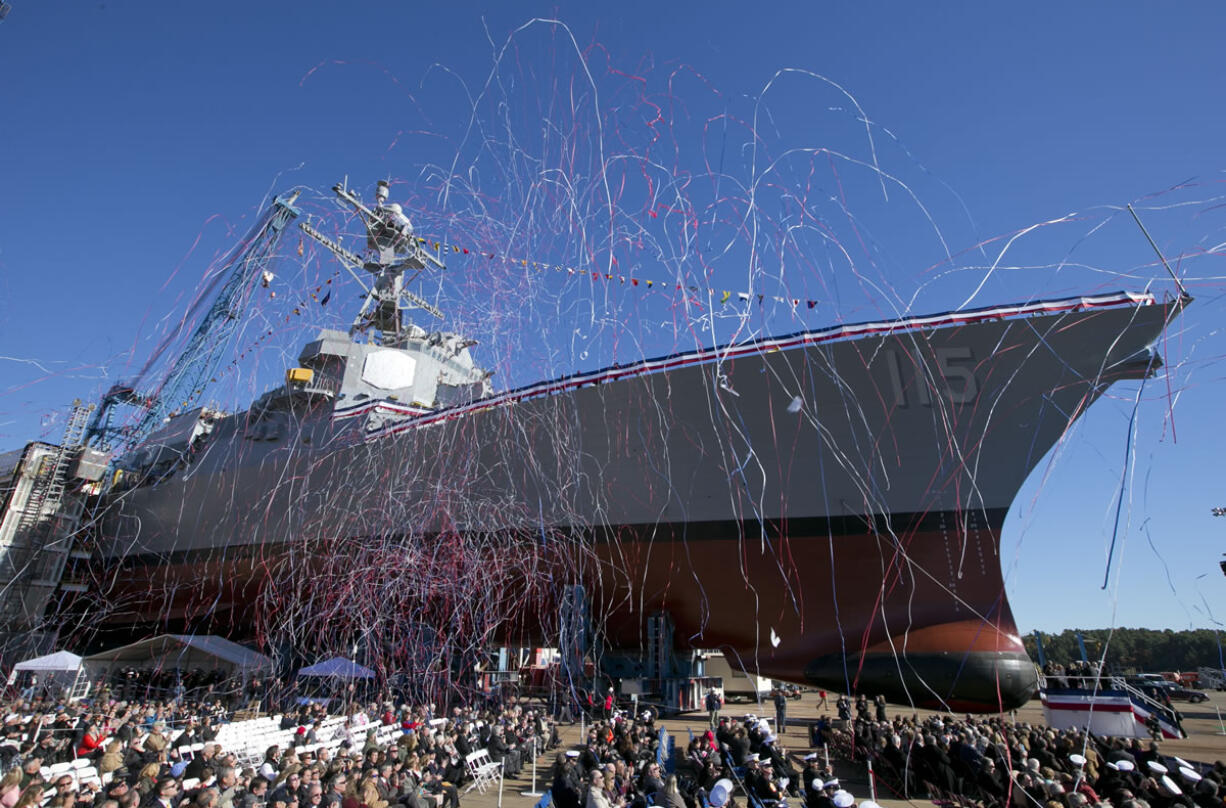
[463,750,502,794]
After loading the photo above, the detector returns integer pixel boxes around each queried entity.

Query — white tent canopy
[13,651,82,673]
[7,651,85,695]
[83,634,272,676]
[297,657,374,679]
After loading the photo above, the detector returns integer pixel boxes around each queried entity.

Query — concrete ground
[464,688,1226,808]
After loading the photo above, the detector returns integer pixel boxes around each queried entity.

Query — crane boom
[87,191,301,454]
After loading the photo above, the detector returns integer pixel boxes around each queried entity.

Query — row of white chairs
[213,715,285,745]
[178,742,208,758]
[40,759,108,794]
[216,715,301,763]
[218,715,352,751]
[226,717,386,766]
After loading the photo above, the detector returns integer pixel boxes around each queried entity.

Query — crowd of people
[820,709,1225,808]
[548,711,666,808]
[2,669,1225,808]
[547,705,849,808]
[545,688,1226,808]
[1041,662,1102,689]
[0,688,562,808]
[91,671,235,706]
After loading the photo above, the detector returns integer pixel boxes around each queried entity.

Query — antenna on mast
[1127,203,1188,300]
[299,180,446,344]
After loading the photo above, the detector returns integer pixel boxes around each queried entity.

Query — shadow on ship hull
[66,507,1037,711]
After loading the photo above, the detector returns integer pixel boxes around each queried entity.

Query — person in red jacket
[76,722,107,759]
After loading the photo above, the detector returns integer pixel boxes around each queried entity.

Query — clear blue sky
[1,2,1224,638]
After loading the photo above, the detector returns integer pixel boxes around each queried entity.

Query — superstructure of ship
[0,180,1186,711]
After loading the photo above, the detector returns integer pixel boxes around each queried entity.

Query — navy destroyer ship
[1,181,1184,710]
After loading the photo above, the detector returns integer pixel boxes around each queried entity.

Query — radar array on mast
[299,180,446,344]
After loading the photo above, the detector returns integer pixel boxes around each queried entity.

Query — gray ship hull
[86,291,1179,710]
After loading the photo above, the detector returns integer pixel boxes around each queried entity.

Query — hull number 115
[885,346,978,407]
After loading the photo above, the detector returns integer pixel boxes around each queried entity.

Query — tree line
[1022,628,1225,672]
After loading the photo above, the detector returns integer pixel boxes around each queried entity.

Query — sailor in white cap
[748,757,784,804]
[1146,760,1168,775]
[1159,774,1181,796]
[708,779,733,808]
[1114,760,1135,772]
[831,790,854,808]
[1179,766,1202,783]
[1068,753,1086,768]
[800,754,822,799]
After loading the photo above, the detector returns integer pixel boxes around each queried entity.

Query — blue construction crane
[86,191,301,455]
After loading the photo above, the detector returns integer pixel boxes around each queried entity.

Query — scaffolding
[0,401,98,660]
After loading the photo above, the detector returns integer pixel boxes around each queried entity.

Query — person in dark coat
[551,753,583,808]
[975,759,1005,804]
[487,727,521,777]
[184,745,219,783]
[705,691,721,731]
[454,729,472,759]
[772,690,788,734]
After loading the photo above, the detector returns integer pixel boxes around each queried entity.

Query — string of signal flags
[209,231,825,388]
[267,230,826,338]
[283,232,820,312]
[401,235,825,311]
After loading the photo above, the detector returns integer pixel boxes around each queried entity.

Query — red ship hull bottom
[594,511,1034,711]
[76,509,1035,712]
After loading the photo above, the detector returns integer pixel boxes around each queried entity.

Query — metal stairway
[0,401,94,638]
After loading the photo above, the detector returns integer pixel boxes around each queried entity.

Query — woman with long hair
[0,770,24,808]
[340,774,362,808]
[99,740,125,776]
[358,776,387,808]
[660,776,686,808]
[136,762,162,796]
[13,784,45,808]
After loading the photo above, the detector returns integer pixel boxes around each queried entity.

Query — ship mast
[298,179,446,345]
